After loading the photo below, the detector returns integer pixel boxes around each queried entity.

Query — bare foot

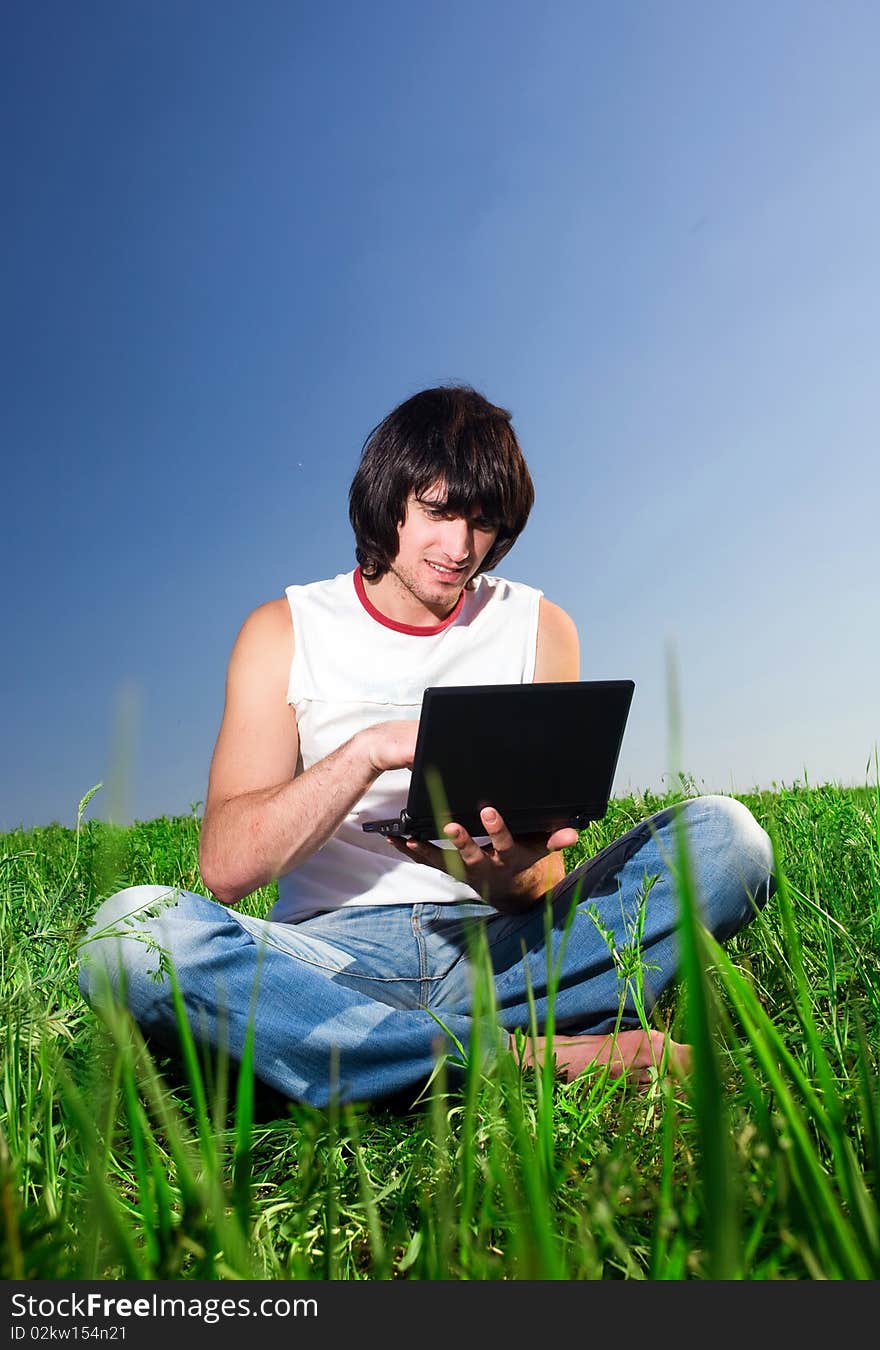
[510,1029,691,1086]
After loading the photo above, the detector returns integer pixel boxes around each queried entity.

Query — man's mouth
[426,560,467,580]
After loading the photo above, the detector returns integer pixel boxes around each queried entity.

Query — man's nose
[441,518,472,560]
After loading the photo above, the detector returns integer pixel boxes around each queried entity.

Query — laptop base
[362,808,602,842]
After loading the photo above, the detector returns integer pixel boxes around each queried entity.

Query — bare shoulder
[234,595,293,645]
[535,596,580,681]
[227,596,294,675]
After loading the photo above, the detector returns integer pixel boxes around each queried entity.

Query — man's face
[388,482,499,616]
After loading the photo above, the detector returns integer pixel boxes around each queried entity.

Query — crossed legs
[78,795,775,1105]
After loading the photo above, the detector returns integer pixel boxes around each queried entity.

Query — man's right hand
[359,719,420,775]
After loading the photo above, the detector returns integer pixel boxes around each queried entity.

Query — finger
[478,807,516,856]
[546,826,580,851]
[385,836,444,870]
[443,822,488,868]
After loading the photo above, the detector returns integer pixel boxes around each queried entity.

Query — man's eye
[420,502,495,529]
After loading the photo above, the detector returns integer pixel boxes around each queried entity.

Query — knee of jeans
[77,884,182,1003]
[686,794,777,910]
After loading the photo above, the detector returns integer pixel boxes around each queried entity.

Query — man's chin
[387,563,470,617]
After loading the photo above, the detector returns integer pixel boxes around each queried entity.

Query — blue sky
[3,0,879,832]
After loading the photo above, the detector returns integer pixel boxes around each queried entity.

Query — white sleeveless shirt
[270,567,543,922]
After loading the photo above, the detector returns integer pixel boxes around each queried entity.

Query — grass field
[2,775,879,1280]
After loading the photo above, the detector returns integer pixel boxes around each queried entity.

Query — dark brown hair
[349,385,535,580]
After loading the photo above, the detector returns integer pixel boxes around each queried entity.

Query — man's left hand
[384,806,579,912]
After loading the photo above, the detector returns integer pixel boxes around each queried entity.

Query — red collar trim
[353,566,465,635]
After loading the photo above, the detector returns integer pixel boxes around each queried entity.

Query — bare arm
[533,596,579,684]
[198,599,417,906]
[525,596,581,896]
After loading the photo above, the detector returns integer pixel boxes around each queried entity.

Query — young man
[79,385,776,1107]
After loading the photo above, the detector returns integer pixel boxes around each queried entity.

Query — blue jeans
[77,795,775,1107]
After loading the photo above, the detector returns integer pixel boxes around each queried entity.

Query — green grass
[2,775,879,1280]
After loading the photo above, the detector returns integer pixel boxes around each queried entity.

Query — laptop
[361,679,634,841]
